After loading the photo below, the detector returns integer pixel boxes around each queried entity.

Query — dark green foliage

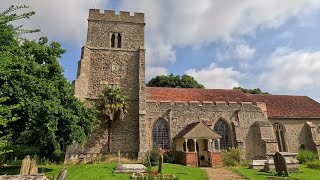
[306,160,320,170]
[149,149,160,166]
[297,150,318,164]
[6,145,40,159]
[96,85,128,122]
[163,151,177,164]
[0,5,96,160]
[233,87,269,94]
[222,147,242,166]
[147,74,204,88]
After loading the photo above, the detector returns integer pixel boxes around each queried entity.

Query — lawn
[1,162,208,180]
[233,164,320,180]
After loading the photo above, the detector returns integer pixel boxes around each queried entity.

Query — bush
[222,147,241,166]
[7,145,40,159]
[149,149,160,166]
[163,151,177,164]
[306,160,320,170]
[297,150,318,164]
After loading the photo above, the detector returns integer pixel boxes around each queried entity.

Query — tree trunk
[107,121,112,152]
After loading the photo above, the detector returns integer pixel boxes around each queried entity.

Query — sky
[2,0,320,102]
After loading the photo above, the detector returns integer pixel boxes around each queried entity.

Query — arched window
[273,123,287,152]
[152,118,169,149]
[214,119,230,149]
[117,33,122,48]
[111,33,115,48]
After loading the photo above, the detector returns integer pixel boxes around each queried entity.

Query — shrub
[163,151,177,164]
[297,150,318,164]
[149,149,160,166]
[222,147,242,166]
[7,145,40,159]
[306,160,320,170]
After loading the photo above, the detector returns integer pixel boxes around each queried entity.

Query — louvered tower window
[153,119,169,149]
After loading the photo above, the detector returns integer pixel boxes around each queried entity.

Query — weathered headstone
[20,155,31,175]
[158,155,163,174]
[33,154,40,164]
[56,167,67,180]
[274,152,288,176]
[29,158,38,174]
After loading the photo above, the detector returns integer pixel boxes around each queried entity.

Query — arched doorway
[152,118,170,149]
[273,123,287,152]
[214,119,231,150]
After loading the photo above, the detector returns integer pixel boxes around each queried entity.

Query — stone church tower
[74,9,146,156]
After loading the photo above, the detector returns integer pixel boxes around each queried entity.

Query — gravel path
[203,167,244,180]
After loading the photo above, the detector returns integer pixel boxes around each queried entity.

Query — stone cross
[158,155,163,174]
[20,155,31,175]
[274,152,288,176]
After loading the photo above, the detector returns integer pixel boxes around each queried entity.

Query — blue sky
[2,0,320,101]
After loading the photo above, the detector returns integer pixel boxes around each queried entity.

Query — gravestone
[56,167,67,180]
[158,155,163,173]
[29,158,38,174]
[274,152,288,176]
[20,155,31,175]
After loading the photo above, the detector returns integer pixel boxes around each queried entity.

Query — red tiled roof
[248,94,320,118]
[146,87,320,118]
[146,87,251,103]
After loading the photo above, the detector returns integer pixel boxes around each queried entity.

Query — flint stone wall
[142,101,269,160]
[269,118,320,154]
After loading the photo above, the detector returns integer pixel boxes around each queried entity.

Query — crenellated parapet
[88,9,144,24]
[145,100,266,109]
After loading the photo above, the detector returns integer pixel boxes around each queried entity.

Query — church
[66,9,320,167]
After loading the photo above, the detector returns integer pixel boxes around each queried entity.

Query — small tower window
[111,33,115,48]
[117,33,122,48]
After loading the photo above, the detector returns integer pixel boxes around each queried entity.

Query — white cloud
[185,63,240,89]
[146,67,168,82]
[259,48,320,90]
[216,43,255,62]
[121,0,320,65]
[1,0,108,46]
[234,44,255,60]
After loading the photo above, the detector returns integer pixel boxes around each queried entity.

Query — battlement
[88,9,144,24]
[146,100,266,108]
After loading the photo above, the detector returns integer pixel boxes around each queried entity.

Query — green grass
[1,162,207,180]
[233,164,320,180]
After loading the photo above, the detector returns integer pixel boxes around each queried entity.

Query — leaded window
[214,119,230,149]
[152,119,169,149]
[273,123,287,152]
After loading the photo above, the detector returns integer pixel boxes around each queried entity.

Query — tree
[147,74,204,88]
[96,85,128,152]
[0,5,96,160]
[233,87,269,94]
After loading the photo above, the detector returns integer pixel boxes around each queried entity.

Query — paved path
[203,167,244,180]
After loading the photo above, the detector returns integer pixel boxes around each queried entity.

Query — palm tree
[96,85,128,152]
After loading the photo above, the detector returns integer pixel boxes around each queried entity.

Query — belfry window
[111,33,115,48]
[117,33,122,48]
[273,123,287,152]
[214,119,230,149]
[152,118,169,149]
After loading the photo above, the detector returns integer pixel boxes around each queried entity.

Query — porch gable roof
[174,121,221,140]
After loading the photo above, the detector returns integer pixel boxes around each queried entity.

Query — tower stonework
[74,9,146,157]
